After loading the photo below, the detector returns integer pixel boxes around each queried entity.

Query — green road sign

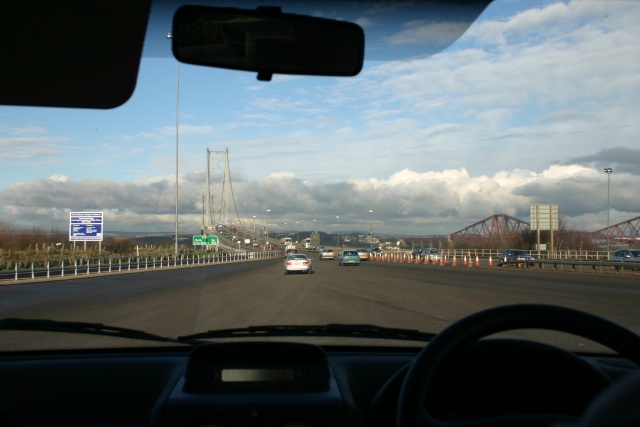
[192,235,219,245]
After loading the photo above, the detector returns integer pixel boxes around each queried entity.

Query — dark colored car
[423,248,442,261]
[285,248,300,256]
[497,249,535,267]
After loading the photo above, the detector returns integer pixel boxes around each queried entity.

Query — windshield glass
[1,0,639,353]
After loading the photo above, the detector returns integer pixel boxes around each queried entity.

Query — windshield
[1,0,639,353]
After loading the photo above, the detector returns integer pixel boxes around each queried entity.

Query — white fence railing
[0,250,281,283]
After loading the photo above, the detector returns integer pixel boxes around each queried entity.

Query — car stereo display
[220,368,295,382]
[184,342,330,392]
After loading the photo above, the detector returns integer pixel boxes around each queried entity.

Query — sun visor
[0,0,151,109]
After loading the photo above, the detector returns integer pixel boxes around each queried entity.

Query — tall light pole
[166,32,179,256]
[253,215,256,247]
[604,168,613,252]
[266,209,271,249]
[296,221,299,243]
[369,210,374,247]
[336,216,340,247]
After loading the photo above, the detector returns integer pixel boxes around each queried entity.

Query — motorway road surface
[1,257,639,351]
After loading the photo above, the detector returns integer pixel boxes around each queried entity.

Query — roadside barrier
[387,250,640,274]
[2,250,281,283]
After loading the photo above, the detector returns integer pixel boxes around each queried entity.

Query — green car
[338,250,361,266]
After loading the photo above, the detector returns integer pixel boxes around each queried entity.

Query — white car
[319,249,335,260]
[284,254,313,274]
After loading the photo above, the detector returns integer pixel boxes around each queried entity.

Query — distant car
[410,249,423,260]
[610,249,640,270]
[368,247,383,254]
[319,248,335,260]
[497,249,535,267]
[423,248,441,260]
[610,249,640,262]
[285,248,300,257]
[338,250,361,266]
[356,249,370,260]
[284,254,313,274]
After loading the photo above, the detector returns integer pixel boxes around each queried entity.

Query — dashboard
[0,340,636,427]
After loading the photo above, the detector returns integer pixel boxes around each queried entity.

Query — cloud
[2,157,638,235]
[561,147,640,175]
[0,136,69,160]
[49,174,69,183]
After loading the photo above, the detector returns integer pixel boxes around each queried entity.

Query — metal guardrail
[0,250,281,283]
[366,251,640,274]
[504,259,640,273]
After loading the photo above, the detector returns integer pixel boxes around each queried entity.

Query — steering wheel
[396,304,640,427]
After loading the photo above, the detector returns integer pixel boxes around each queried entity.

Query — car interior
[1,1,640,427]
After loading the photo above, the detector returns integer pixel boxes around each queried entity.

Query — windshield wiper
[0,318,179,344]
[0,319,436,345]
[178,324,436,343]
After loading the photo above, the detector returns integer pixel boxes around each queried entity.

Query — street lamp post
[336,216,340,247]
[266,209,271,250]
[604,168,613,252]
[369,210,373,247]
[253,215,256,247]
[296,221,299,243]
[166,32,180,256]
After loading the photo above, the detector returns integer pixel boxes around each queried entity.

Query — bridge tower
[204,148,231,234]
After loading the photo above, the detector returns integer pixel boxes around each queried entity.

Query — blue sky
[1,0,639,237]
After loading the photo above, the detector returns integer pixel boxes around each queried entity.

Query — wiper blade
[0,318,179,344]
[179,324,436,343]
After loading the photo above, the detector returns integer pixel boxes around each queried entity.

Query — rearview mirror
[171,6,365,81]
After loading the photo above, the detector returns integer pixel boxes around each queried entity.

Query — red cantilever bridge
[446,214,640,248]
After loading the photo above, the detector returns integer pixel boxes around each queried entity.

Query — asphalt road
[1,257,638,351]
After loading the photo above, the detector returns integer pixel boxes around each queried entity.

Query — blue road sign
[70,212,104,241]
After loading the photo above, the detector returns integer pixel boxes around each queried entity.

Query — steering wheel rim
[396,304,640,427]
